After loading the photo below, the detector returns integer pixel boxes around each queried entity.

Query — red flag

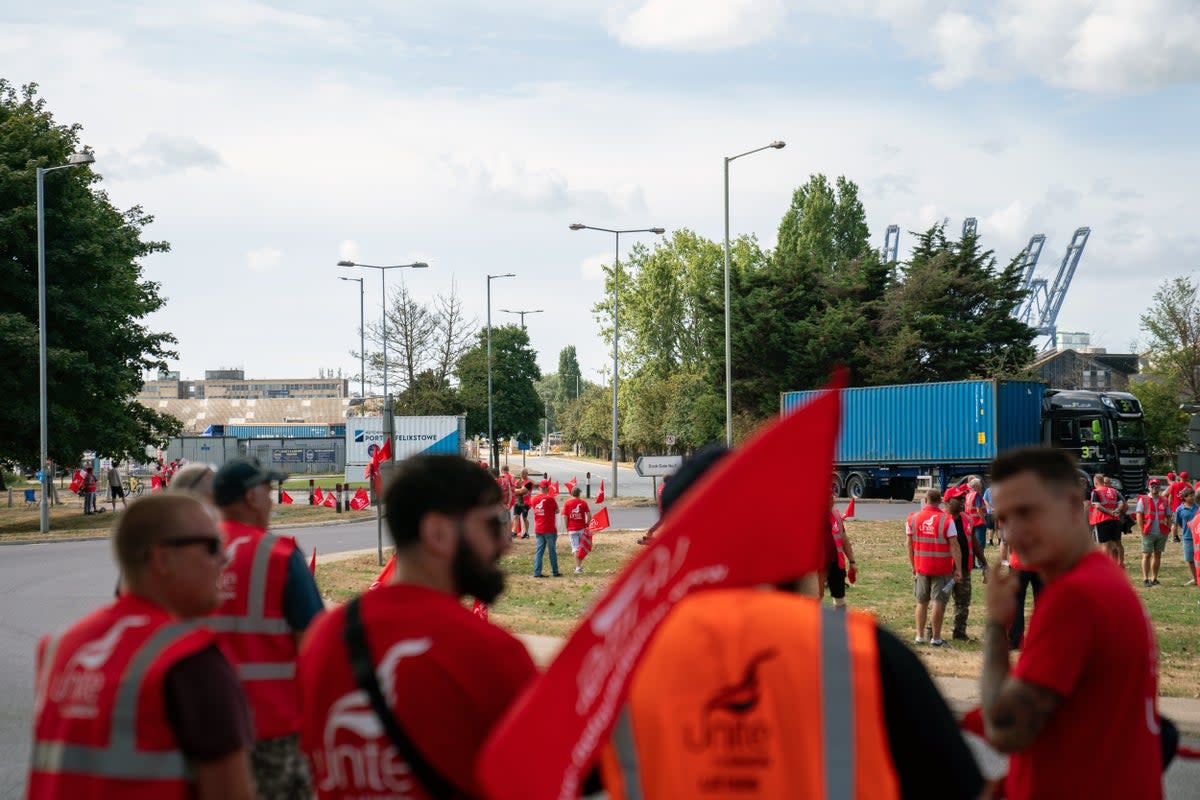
[368,555,396,591]
[844,496,856,518]
[477,370,845,800]
[69,470,84,494]
[322,491,336,508]
[364,437,392,479]
[566,477,577,493]
[576,531,593,562]
[586,507,610,533]
[280,490,294,505]
[312,486,324,506]
[150,475,162,492]
[349,488,370,510]
[595,479,605,504]
[548,481,559,498]
[309,548,316,576]
[363,461,375,481]
[472,600,490,621]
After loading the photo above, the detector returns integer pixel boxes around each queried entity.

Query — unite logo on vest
[315,637,431,796]
[683,648,777,765]
[49,616,150,719]
[220,536,252,601]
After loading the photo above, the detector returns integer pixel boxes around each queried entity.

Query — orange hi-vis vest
[598,589,900,800]
[212,520,301,739]
[1089,486,1122,525]
[830,512,848,569]
[1138,495,1171,536]
[963,490,984,529]
[907,506,955,576]
[28,595,217,799]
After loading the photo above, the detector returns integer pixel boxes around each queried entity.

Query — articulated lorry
[781,380,1148,499]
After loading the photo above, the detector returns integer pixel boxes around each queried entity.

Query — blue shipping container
[781,380,1044,465]
[224,424,331,439]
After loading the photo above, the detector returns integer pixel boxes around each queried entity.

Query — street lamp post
[336,259,429,416]
[38,151,95,534]
[498,308,543,329]
[569,223,665,498]
[724,140,785,447]
[487,273,516,471]
[338,276,366,400]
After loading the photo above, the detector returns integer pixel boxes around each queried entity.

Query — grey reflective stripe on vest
[611,706,645,800]
[821,607,855,799]
[208,533,290,635]
[32,622,198,780]
[237,661,296,680]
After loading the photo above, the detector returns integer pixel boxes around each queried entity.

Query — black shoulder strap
[342,596,458,800]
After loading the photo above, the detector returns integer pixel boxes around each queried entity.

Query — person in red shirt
[531,479,561,577]
[561,487,591,574]
[297,455,536,800]
[821,492,857,608]
[982,446,1164,800]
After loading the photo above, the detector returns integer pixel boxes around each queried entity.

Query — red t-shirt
[1167,481,1185,513]
[1007,551,1161,800]
[531,494,558,534]
[497,474,514,508]
[563,497,590,531]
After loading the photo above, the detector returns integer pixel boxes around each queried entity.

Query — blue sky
[3,0,1198,387]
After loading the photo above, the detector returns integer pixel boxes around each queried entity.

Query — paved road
[2,507,1196,796]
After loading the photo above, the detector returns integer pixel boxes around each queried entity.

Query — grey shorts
[569,531,583,551]
[1142,534,1168,555]
[915,574,950,604]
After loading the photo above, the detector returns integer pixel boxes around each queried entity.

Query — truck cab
[1042,389,1147,495]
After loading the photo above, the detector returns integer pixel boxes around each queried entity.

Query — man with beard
[297,455,536,800]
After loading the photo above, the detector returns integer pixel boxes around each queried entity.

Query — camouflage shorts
[251,734,313,799]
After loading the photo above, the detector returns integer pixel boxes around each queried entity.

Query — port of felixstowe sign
[344,415,465,483]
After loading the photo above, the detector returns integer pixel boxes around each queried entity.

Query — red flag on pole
[322,491,336,508]
[548,481,559,498]
[309,548,316,576]
[364,437,392,479]
[566,477,577,493]
[844,497,856,518]
[349,488,370,510]
[576,531,594,562]
[69,470,84,494]
[280,490,294,505]
[586,507,610,533]
[368,555,396,591]
[477,370,846,800]
[312,487,325,506]
[595,479,605,504]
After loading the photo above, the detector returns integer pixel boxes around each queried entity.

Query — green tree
[0,82,180,468]
[455,324,541,466]
[1129,379,1190,469]
[1139,276,1200,402]
[555,346,583,407]
[392,370,460,416]
[867,224,1035,383]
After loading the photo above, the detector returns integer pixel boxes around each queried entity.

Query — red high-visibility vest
[963,490,984,529]
[212,520,301,739]
[28,595,217,799]
[907,506,955,576]
[1088,486,1122,525]
[1138,495,1171,536]
[830,511,848,569]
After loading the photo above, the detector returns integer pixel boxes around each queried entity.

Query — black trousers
[1009,569,1043,650]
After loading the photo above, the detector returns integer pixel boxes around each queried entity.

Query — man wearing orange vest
[820,492,857,608]
[906,488,963,646]
[599,445,983,799]
[29,493,256,799]
[1135,478,1171,587]
[1088,473,1124,563]
[212,457,324,798]
[297,455,537,799]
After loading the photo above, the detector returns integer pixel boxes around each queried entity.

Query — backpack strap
[343,596,458,799]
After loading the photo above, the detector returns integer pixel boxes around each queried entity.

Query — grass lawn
[318,520,1200,698]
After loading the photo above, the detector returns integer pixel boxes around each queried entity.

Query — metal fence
[165,436,346,474]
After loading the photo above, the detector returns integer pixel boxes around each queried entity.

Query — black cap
[213,457,287,506]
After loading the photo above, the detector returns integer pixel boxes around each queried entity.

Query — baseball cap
[538,479,550,489]
[213,457,287,506]
[1183,471,1191,480]
[1149,478,1161,487]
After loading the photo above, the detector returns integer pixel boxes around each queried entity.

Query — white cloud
[338,240,360,262]
[983,200,1032,240]
[245,247,283,272]
[104,134,223,180]
[579,252,610,281]
[610,0,787,51]
[928,12,993,89]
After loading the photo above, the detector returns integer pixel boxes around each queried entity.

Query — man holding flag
[562,487,591,574]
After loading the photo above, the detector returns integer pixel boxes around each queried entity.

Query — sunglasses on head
[159,536,222,556]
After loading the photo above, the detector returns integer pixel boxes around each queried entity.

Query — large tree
[1139,276,1200,402]
[867,224,1035,384]
[455,324,541,467]
[555,345,583,407]
[0,82,180,469]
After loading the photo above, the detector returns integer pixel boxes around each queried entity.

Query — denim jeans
[534,533,559,576]
[84,491,96,514]
[972,525,988,565]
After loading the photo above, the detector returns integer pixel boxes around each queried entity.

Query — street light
[37,151,95,534]
[569,223,666,498]
[499,308,543,329]
[724,140,784,447]
[338,276,365,400]
[336,259,429,415]
[487,273,516,471]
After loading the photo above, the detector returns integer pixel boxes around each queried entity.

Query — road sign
[517,440,532,452]
[635,455,683,477]
[664,435,676,445]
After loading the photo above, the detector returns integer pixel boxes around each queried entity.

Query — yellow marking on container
[978,432,987,445]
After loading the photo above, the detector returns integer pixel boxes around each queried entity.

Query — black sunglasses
[159,536,222,556]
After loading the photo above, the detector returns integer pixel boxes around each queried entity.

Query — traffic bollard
[308,478,316,505]
[335,483,343,513]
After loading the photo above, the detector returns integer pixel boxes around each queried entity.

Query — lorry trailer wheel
[845,474,866,499]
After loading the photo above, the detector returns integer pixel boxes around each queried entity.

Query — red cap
[1149,478,1161,486]
[538,479,550,489]
[1168,472,1176,480]
[1183,472,1191,480]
